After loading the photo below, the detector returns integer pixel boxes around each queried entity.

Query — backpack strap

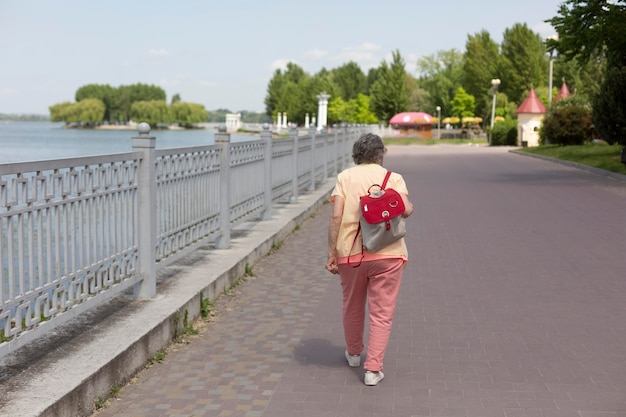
[381,170,391,190]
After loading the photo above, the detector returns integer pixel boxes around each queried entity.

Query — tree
[49,102,73,123]
[330,61,367,101]
[370,50,409,125]
[351,94,378,124]
[404,73,431,112]
[450,87,476,118]
[500,23,548,105]
[365,67,381,94]
[119,83,166,122]
[417,49,464,117]
[75,84,119,122]
[547,0,626,145]
[463,30,500,118]
[592,66,626,146]
[170,102,208,127]
[328,97,350,124]
[74,99,106,124]
[300,68,338,123]
[264,62,312,124]
[171,93,182,105]
[130,100,171,127]
[328,94,378,125]
[547,0,626,68]
[552,57,605,102]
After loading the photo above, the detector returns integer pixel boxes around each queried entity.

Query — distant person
[326,133,413,386]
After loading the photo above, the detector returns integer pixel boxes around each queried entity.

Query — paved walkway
[91,145,626,417]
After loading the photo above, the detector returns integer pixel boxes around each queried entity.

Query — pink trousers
[338,258,404,372]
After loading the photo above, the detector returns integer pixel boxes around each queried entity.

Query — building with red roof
[515,87,546,147]
[555,82,571,102]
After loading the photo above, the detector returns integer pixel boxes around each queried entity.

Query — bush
[541,97,593,146]
[490,118,517,146]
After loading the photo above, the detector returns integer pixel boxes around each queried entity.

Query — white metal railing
[0,122,365,358]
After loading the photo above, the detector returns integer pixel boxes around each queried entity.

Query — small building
[554,82,571,102]
[516,88,546,147]
[225,113,242,132]
[389,112,433,139]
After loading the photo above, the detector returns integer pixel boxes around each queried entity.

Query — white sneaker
[345,350,361,367]
[364,370,384,386]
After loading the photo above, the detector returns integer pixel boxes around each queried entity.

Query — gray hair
[352,133,386,165]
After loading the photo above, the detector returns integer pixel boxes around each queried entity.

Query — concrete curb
[510,149,626,183]
[0,181,336,417]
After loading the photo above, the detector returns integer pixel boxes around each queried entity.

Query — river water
[0,121,252,163]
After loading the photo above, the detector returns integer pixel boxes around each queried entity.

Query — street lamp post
[436,106,441,139]
[548,50,555,109]
[546,35,558,109]
[489,78,501,145]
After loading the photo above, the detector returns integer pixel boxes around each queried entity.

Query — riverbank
[95,124,198,131]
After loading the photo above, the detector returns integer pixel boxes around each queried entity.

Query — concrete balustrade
[0,123,369,359]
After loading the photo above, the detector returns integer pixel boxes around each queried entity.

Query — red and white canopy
[389,112,433,125]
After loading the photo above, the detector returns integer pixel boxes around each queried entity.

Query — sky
[0,0,562,115]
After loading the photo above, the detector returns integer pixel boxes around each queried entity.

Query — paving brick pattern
[93,146,626,417]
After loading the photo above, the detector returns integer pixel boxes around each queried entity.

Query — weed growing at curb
[146,349,167,367]
[268,239,283,255]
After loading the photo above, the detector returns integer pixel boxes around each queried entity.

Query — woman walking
[326,133,413,386]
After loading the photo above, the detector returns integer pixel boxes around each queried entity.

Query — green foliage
[592,65,626,146]
[49,99,106,124]
[51,82,169,124]
[370,50,409,125]
[170,102,208,127]
[328,94,378,125]
[541,97,593,145]
[268,239,283,255]
[352,94,378,124]
[404,73,430,112]
[130,100,171,127]
[76,83,119,122]
[329,61,367,101]
[547,0,626,68]
[417,49,464,117]
[244,263,255,277]
[49,102,74,122]
[553,56,605,102]
[264,62,316,124]
[463,30,500,117]
[450,87,475,118]
[499,23,548,104]
[490,118,518,146]
[146,349,167,367]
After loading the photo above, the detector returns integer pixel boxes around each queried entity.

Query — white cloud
[148,48,168,57]
[302,48,328,60]
[0,88,18,95]
[334,42,382,69]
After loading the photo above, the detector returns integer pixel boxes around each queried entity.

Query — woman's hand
[326,255,339,274]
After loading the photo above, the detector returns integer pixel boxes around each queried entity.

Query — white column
[283,112,288,128]
[317,92,330,130]
[305,113,310,128]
